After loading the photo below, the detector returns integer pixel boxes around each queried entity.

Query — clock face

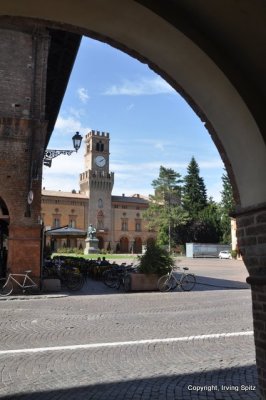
[95,155,106,167]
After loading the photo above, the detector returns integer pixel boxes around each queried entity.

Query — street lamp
[72,131,83,151]
[43,132,83,167]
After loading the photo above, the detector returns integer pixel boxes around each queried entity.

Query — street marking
[0,331,253,356]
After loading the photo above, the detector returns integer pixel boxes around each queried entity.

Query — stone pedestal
[84,237,99,254]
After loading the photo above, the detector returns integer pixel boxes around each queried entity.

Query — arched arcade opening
[0,1,265,396]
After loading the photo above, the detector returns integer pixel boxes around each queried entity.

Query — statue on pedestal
[87,224,96,239]
[84,224,99,254]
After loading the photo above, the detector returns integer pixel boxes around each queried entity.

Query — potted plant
[125,242,175,291]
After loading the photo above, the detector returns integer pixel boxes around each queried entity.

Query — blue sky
[43,37,224,201]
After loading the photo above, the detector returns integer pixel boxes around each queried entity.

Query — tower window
[98,198,103,208]
[96,141,104,152]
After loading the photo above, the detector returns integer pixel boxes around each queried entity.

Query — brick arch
[0,8,264,209]
[133,237,142,254]
[119,236,129,254]
[0,2,265,396]
[0,197,9,216]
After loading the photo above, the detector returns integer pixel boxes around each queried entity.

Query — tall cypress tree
[182,157,207,217]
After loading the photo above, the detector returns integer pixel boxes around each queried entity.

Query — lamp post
[43,132,83,167]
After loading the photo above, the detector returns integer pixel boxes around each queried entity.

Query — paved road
[0,267,259,400]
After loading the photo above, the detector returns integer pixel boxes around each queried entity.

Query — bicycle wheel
[157,275,174,292]
[180,274,196,291]
[0,278,13,296]
[103,270,118,288]
[66,273,85,291]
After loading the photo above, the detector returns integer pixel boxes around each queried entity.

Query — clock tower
[79,130,114,249]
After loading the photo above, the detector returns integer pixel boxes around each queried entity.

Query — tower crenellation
[87,130,109,138]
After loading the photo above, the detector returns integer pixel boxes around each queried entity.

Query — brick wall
[237,208,266,275]
[236,205,266,398]
[0,25,50,277]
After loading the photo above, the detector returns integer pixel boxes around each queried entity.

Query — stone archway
[134,237,142,254]
[120,237,129,254]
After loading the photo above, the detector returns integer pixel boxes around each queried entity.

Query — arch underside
[0,1,265,210]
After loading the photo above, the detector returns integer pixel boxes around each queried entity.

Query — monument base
[84,237,99,254]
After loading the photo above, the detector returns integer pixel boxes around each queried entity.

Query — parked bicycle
[103,263,137,290]
[0,270,38,296]
[157,266,196,292]
[43,257,85,291]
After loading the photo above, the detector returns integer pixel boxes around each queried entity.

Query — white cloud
[53,115,91,138]
[77,87,90,103]
[42,151,84,191]
[55,115,83,133]
[103,76,175,96]
[69,107,85,119]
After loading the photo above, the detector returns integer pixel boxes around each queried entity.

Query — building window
[114,205,119,208]
[97,219,104,230]
[121,219,128,231]
[135,221,141,232]
[98,198,103,208]
[69,219,76,228]
[53,217,60,228]
[96,141,104,152]
[122,205,127,209]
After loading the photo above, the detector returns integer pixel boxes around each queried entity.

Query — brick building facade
[41,130,156,253]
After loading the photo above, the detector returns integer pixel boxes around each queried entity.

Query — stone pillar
[0,23,50,278]
[236,205,266,398]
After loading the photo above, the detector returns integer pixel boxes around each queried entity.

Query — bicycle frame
[157,266,196,292]
[7,273,37,289]
[169,269,186,288]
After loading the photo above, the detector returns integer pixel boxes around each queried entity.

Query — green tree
[220,170,235,243]
[175,199,222,244]
[176,158,223,245]
[182,157,207,217]
[196,198,223,243]
[144,166,188,251]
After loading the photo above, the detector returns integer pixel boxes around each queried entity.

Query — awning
[45,227,87,237]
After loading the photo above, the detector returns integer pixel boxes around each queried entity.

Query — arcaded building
[41,130,156,253]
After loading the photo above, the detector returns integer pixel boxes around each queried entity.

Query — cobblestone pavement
[0,278,259,400]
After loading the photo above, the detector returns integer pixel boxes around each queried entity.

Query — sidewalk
[0,257,250,300]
